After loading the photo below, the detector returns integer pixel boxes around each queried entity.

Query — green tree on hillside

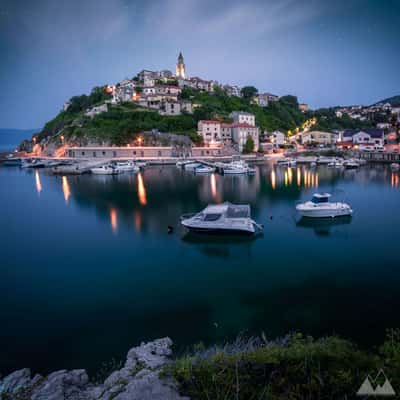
[241,86,258,100]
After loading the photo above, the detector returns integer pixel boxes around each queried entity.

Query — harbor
[1,160,400,376]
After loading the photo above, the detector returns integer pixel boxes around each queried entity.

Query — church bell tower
[175,52,186,79]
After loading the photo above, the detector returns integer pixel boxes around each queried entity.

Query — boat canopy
[312,193,331,203]
[226,204,251,218]
[202,202,251,218]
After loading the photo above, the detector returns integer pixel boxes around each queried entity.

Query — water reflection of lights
[392,173,399,188]
[297,168,301,186]
[284,170,288,186]
[62,176,71,203]
[210,173,217,199]
[287,167,293,185]
[137,173,147,206]
[270,169,276,190]
[35,170,42,194]
[134,211,142,232]
[110,208,118,233]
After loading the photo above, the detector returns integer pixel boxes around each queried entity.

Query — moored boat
[181,202,263,235]
[2,156,22,166]
[91,164,120,175]
[195,165,215,174]
[112,161,139,173]
[21,158,47,169]
[296,193,353,218]
[391,163,400,171]
[343,159,360,169]
[277,157,296,167]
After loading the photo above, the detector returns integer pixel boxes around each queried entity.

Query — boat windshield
[203,213,222,221]
[226,205,250,218]
[312,196,329,204]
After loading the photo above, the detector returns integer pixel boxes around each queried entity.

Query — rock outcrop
[0,338,189,400]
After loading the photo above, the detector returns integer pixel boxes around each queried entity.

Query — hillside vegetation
[373,95,400,106]
[34,85,377,147]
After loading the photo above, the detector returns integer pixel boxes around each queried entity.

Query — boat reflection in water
[296,215,352,236]
[181,231,262,259]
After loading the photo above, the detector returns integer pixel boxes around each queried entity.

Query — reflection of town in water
[31,163,400,235]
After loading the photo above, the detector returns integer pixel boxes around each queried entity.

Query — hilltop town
[23,52,400,157]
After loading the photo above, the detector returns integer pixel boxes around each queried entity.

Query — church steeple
[176,51,186,79]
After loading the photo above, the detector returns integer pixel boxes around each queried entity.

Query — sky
[0,0,399,129]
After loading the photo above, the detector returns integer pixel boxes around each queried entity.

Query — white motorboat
[317,156,335,165]
[135,161,147,168]
[21,158,47,168]
[391,163,400,171]
[328,159,344,168]
[181,202,263,235]
[113,161,139,173]
[310,162,317,168]
[296,193,353,218]
[223,165,248,174]
[184,162,202,171]
[91,164,119,175]
[277,157,296,167]
[343,159,360,169]
[2,156,22,166]
[195,166,215,174]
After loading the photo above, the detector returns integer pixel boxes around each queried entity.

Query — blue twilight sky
[0,0,399,129]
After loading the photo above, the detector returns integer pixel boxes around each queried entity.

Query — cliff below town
[1,331,400,399]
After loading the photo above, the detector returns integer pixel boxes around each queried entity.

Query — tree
[240,86,258,100]
[279,95,299,108]
[243,136,255,153]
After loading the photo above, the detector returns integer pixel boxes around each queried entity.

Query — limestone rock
[126,337,173,370]
[0,338,188,400]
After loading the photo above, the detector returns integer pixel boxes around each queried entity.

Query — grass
[164,330,400,399]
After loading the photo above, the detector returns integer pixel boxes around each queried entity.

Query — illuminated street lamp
[60,135,64,143]
[137,137,142,146]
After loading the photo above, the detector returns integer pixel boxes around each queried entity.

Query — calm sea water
[1,162,400,375]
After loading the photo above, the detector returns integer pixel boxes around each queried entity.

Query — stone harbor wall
[0,338,189,400]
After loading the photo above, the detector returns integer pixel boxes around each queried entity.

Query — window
[133,151,136,155]
[141,151,144,156]
[82,151,85,156]
[113,151,117,157]
[93,152,96,157]
[158,151,162,156]
[102,151,106,156]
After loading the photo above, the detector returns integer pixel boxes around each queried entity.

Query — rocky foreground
[0,338,189,400]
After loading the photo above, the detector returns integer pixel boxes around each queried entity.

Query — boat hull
[297,208,352,218]
[182,225,255,236]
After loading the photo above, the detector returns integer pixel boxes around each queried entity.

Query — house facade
[338,129,385,149]
[231,123,259,152]
[229,111,256,126]
[302,131,337,145]
[198,120,222,145]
